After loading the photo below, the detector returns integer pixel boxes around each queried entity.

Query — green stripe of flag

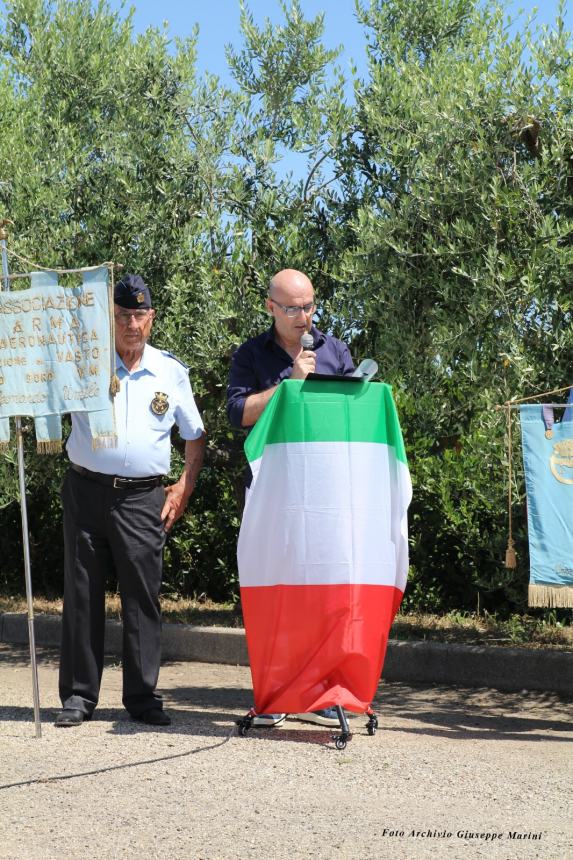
[245,379,407,465]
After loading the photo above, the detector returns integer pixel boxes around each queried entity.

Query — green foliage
[336,0,573,611]
[0,421,69,593]
[0,0,571,614]
[0,0,349,599]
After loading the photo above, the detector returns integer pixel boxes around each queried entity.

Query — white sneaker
[251,713,286,728]
[294,708,341,727]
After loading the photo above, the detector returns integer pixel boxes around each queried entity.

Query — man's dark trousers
[59,468,167,718]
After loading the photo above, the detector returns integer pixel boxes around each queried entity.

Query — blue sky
[100,0,571,182]
[106,0,572,83]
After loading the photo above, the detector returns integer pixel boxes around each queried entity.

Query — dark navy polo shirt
[227,324,355,429]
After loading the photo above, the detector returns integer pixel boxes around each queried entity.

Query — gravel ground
[0,643,571,860]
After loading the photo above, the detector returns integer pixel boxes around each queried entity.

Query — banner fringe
[528,583,573,608]
[36,440,62,454]
[92,435,118,450]
[0,441,10,453]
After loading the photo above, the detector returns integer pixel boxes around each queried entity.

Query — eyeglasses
[270,299,315,318]
[114,309,151,325]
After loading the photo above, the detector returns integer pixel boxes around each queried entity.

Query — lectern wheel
[236,718,251,736]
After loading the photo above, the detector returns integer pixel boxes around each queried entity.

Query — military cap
[114,274,152,309]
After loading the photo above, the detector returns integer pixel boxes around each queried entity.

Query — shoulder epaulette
[160,349,189,371]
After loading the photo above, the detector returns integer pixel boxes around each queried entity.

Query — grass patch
[1,595,571,648]
[390,610,573,650]
[0,593,243,628]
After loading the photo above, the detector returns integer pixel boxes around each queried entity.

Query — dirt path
[0,644,571,860]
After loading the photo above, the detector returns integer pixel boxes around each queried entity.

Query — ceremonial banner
[238,379,412,715]
[520,405,573,607]
[0,267,115,451]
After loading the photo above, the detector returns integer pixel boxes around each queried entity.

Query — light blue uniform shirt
[67,344,204,477]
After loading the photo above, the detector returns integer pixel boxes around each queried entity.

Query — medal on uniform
[151,392,169,415]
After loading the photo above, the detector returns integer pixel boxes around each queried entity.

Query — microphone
[352,359,378,381]
[300,332,314,350]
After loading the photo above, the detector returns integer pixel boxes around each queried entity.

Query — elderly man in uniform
[55,274,205,727]
[227,268,355,728]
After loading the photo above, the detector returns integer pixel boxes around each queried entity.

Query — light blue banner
[0,267,115,450]
[520,404,573,604]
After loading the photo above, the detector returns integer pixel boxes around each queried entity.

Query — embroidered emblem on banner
[151,392,169,415]
[550,439,573,485]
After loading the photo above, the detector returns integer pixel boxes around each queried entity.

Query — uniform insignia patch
[151,392,169,415]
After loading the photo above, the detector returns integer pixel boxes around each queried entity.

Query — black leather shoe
[54,708,91,727]
[133,709,171,726]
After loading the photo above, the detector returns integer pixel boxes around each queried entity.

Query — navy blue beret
[114,274,152,309]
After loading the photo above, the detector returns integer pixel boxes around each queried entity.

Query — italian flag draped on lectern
[238,378,412,715]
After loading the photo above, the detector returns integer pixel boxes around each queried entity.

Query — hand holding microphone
[291,332,316,379]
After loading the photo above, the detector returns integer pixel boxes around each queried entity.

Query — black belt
[70,463,164,491]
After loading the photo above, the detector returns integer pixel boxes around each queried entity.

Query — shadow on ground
[2,644,571,748]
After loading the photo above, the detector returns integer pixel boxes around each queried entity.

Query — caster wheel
[335,736,347,750]
[366,715,378,736]
[236,718,252,736]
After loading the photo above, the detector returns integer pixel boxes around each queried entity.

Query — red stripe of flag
[241,583,403,714]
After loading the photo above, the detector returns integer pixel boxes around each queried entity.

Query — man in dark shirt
[227,268,354,429]
[227,268,355,728]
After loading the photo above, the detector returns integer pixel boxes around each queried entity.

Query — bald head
[266,268,316,349]
[268,269,313,299]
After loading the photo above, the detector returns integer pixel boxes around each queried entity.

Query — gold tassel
[92,434,118,450]
[0,441,10,453]
[36,440,62,455]
[505,538,517,569]
[528,583,573,608]
[109,374,120,396]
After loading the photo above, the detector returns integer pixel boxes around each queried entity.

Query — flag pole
[496,402,571,410]
[0,220,42,738]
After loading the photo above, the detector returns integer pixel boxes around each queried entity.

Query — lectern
[236,378,412,748]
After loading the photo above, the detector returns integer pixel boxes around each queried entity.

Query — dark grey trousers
[59,468,167,717]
